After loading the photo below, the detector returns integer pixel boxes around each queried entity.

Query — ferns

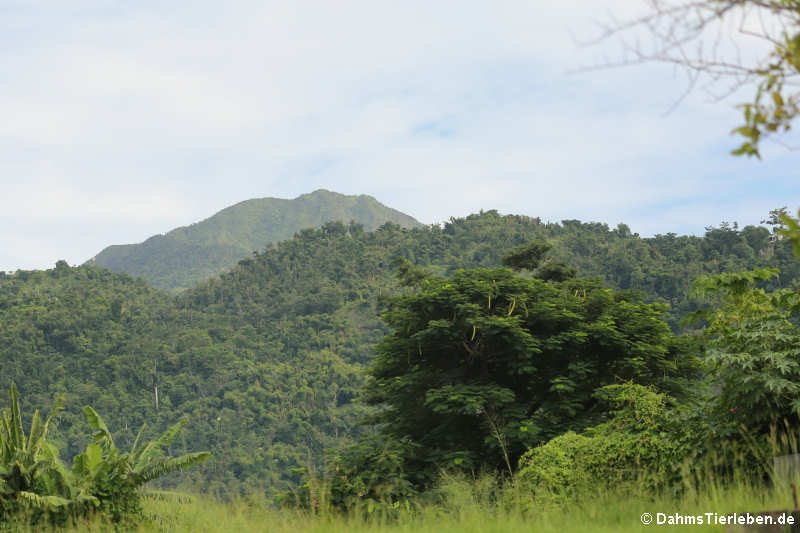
[0,383,210,526]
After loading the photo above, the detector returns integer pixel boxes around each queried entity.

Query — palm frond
[83,406,115,451]
[152,419,186,450]
[130,423,147,456]
[16,490,72,509]
[25,410,41,454]
[8,384,25,451]
[34,396,63,453]
[132,419,185,465]
[133,452,210,486]
[141,489,195,504]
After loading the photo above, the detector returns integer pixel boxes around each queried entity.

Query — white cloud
[0,0,797,271]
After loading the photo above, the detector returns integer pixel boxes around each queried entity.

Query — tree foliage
[691,267,800,435]
[0,211,795,498]
[516,384,684,503]
[500,240,552,271]
[360,266,698,488]
[0,384,80,525]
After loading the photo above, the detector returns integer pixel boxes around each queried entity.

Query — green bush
[280,433,419,514]
[516,384,684,503]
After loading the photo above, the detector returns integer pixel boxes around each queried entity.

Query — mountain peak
[90,190,421,290]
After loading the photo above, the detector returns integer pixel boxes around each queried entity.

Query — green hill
[2,211,795,497]
[88,190,422,290]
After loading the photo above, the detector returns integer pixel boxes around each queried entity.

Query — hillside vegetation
[1,211,796,504]
[89,190,422,290]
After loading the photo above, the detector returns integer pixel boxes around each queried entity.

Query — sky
[1,0,797,272]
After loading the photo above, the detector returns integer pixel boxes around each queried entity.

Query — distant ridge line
[89,189,422,290]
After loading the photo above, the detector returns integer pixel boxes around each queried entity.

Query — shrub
[280,433,419,514]
[516,384,684,503]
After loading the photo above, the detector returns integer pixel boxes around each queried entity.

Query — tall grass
[12,427,800,532]
[15,468,794,533]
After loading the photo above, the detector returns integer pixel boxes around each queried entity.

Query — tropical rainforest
[4,0,800,527]
[2,203,799,526]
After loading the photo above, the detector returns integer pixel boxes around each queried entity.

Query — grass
[12,431,800,533]
[12,470,795,533]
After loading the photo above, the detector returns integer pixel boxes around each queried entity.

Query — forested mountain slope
[89,190,422,290]
[1,211,795,497]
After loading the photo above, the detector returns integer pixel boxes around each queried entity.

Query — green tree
[362,267,697,486]
[691,268,800,436]
[2,216,795,498]
[501,240,577,282]
[500,241,552,271]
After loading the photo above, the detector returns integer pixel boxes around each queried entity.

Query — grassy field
[14,473,797,533]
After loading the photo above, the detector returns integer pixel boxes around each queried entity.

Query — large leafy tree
[363,266,698,483]
[692,268,800,436]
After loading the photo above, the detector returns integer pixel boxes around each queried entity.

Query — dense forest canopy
[0,210,795,498]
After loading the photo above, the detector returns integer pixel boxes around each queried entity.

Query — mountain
[88,189,422,290]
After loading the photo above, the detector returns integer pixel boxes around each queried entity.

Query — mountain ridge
[89,189,422,290]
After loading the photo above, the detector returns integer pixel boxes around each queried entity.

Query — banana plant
[0,383,94,523]
[1,383,210,525]
[72,406,210,520]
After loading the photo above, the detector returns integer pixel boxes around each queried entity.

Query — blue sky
[1,0,797,272]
